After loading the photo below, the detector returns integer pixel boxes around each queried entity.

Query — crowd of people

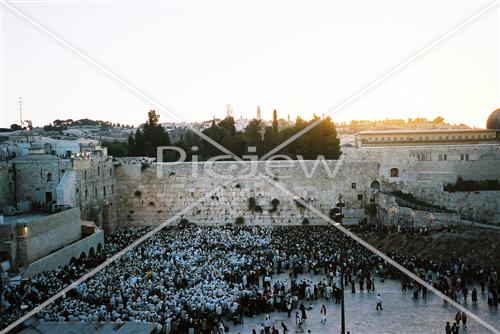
[1,225,498,333]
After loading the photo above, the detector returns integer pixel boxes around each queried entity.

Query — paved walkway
[229,274,500,334]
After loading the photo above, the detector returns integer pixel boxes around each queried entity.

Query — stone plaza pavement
[230,274,500,334]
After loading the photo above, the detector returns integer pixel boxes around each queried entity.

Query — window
[390,168,399,177]
[460,154,464,160]
[98,166,100,175]
[84,170,87,180]
[85,188,88,199]
[46,173,53,182]
[357,194,363,200]
[465,154,470,161]
[110,169,112,176]
[443,154,447,161]
[351,183,357,189]
[438,154,442,161]
[103,186,106,198]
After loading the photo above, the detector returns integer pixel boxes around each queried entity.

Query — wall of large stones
[72,154,118,231]
[12,158,72,206]
[377,193,462,228]
[0,161,13,209]
[114,157,380,226]
[23,230,104,277]
[22,207,82,264]
[349,145,500,224]
[410,190,500,224]
[349,145,500,192]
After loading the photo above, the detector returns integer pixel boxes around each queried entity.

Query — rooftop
[357,128,494,135]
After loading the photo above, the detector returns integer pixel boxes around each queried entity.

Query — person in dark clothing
[472,288,478,304]
[445,322,451,334]
[300,302,307,320]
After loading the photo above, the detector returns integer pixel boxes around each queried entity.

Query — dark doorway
[370,180,381,190]
[45,192,53,203]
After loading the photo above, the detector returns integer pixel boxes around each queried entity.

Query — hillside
[362,228,500,268]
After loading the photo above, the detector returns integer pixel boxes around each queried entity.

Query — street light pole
[340,262,345,334]
[335,193,346,334]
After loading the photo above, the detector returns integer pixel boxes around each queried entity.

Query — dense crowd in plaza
[1,225,499,333]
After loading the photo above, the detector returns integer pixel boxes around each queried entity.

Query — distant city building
[487,108,500,129]
[355,128,499,148]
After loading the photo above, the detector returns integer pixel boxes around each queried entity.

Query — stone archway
[370,180,381,190]
[89,247,95,258]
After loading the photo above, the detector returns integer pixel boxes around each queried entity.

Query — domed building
[486,108,500,130]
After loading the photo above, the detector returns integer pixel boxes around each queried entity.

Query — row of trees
[105,110,341,161]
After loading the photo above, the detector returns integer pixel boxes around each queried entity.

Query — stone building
[355,128,499,148]
[0,208,104,276]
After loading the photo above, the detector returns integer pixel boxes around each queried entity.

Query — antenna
[19,97,23,126]
[226,104,233,118]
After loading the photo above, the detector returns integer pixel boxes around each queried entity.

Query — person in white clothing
[376,294,383,310]
[320,304,327,323]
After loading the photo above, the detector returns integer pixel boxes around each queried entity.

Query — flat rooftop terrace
[2,212,52,225]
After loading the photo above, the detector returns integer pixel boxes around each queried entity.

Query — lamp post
[335,194,346,334]
[335,194,345,225]
[339,261,346,334]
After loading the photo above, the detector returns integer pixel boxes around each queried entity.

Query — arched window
[370,180,380,190]
[390,168,399,177]
[46,173,52,182]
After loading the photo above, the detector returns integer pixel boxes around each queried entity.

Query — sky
[0,0,498,129]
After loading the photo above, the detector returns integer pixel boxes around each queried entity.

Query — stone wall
[410,190,500,224]
[351,145,500,192]
[11,155,72,206]
[23,229,104,277]
[114,157,380,226]
[72,154,118,232]
[377,192,462,228]
[114,144,500,227]
[19,207,83,264]
[0,161,13,209]
[351,145,500,224]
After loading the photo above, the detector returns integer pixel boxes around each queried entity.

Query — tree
[261,126,275,155]
[102,140,129,157]
[127,110,170,158]
[10,124,22,131]
[272,109,278,134]
[244,119,263,150]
